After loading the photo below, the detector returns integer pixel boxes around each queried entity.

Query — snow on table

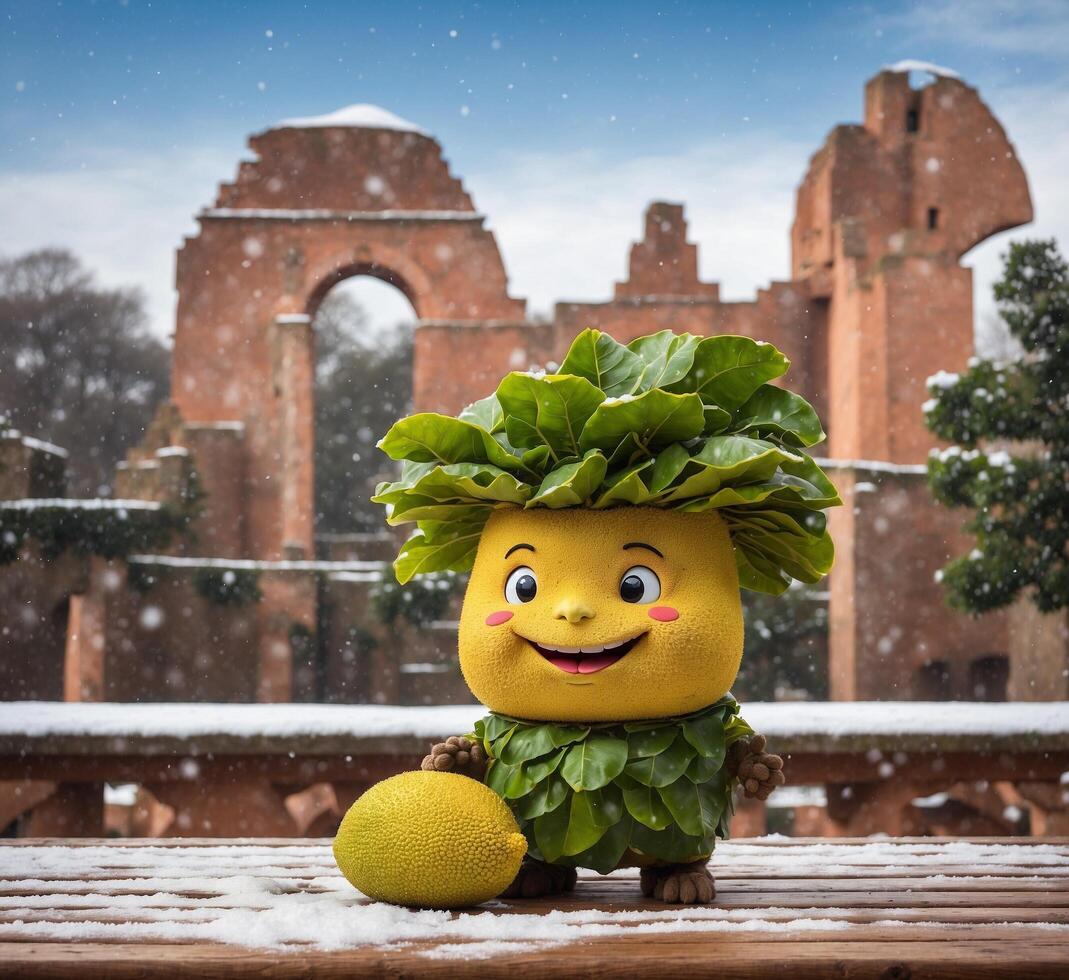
[0,837,1067,974]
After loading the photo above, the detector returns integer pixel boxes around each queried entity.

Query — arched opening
[311,273,416,541]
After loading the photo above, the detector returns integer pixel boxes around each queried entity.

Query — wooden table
[1,837,1067,977]
[4,701,1069,838]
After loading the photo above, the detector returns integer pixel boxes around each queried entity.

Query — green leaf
[527,450,608,508]
[485,759,520,798]
[377,495,493,526]
[458,393,504,433]
[623,735,695,787]
[533,797,572,862]
[733,384,825,448]
[524,747,567,783]
[681,713,726,764]
[628,331,700,390]
[562,791,611,856]
[374,463,531,508]
[777,453,842,507]
[378,413,526,472]
[726,714,755,744]
[589,783,625,828]
[668,335,789,411]
[734,543,791,594]
[496,373,605,462]
[514,775,569,821]
[661,436,800,503]
[686,753,723,783]
[627,727,677,759]
[648,443,691,494]
[499,725,559,766]
[578,388,705,457]
[520,445,554,472]
[591,460,656,508]
[484,715,518,744]
[502,764,540,800]
[671,483,785,513]
[548,725,591,748]
[573,814,634,874]
[560,734,629,791]
[658,777,725,838]
[629,821,709,864]
[558,328,644,397]
[393,520,484,583]
[702,403,733,434]
[622,780,675,831]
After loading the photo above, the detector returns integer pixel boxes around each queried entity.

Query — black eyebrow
[623,542,664,558]
[505,543,536,559]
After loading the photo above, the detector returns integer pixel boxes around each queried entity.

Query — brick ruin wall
[4,68,1065,705]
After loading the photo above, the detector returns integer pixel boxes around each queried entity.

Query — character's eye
[619,566,660,604]
[504,566,538,604]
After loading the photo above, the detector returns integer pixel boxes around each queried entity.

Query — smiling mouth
[523,633,646,675]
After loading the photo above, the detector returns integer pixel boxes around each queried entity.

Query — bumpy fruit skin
[458,507,744,722]
[332,771,527,908]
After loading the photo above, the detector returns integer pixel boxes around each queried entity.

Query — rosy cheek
[485,610,514,627]
[648,606,679,623]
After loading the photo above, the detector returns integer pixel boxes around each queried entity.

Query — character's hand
[420,735,487,780]
[729,734,785,800]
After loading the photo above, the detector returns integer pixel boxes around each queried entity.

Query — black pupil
[620,575,645,603]
[515,575,537,601]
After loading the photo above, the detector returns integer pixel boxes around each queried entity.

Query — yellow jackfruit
[332,770,527,908]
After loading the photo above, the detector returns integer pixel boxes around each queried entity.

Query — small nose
[554,598,596,624]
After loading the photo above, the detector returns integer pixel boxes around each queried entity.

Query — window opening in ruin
[916,660,952,699]
[969,654,1009,702]
[906,108,920,133]
[312,274,416,543]
[927,207,940,231]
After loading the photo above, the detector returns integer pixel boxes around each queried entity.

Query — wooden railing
[2,701,1066,838]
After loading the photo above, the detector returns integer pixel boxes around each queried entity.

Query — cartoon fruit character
[364,328,838,905]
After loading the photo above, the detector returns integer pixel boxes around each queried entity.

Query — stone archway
[170,108,526,561]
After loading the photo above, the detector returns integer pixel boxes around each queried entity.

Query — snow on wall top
[0,498,161,511]
[884,59,961,80]
[4,700,1067,744]
[275,104,428,135]
[1,429,69,459]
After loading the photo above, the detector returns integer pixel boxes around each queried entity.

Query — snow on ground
[1,841,1066,957]
[3,700,1066,742]
[275,104,428,135]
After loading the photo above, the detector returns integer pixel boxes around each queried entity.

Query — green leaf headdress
[373,329,840,593]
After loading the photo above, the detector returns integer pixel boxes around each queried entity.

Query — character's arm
[727,733,785,801]
[420,735,487,780]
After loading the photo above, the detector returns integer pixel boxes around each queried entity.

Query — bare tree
[313,291,413,533]
[0,249,169,496]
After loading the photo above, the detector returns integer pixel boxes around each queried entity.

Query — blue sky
[2,0,1067,341]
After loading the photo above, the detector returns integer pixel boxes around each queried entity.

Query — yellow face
[457,507,744,723]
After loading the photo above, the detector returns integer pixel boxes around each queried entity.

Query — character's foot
[501,858,578,899]
[640,860,716,904]
[420,736,487,780]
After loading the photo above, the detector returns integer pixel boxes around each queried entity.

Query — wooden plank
[1,838,1067,978]
[1,939,1068,979]
[4,905,1069,927]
